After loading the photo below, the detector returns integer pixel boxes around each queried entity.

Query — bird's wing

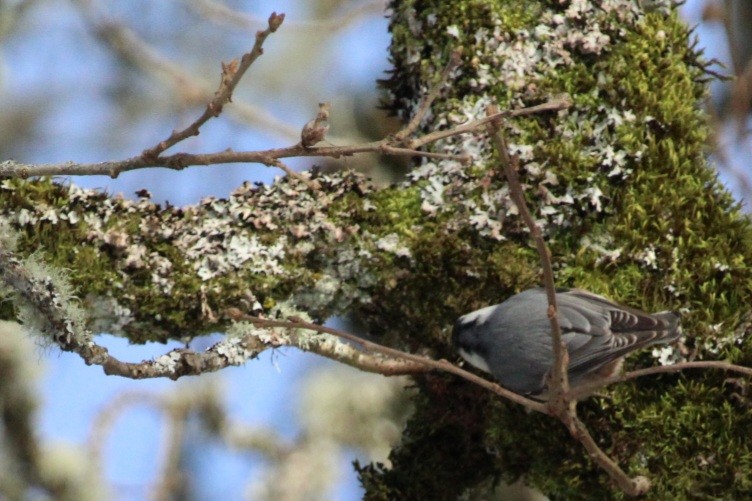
[556,289,680,377]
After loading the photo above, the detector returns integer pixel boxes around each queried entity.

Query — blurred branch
[222,426,291,460]
[0,0,40,41]
[0,321,102,500]
[154,400,189,501]
[0,322,41,497]
[88,391,164,464]
[186,0,387,32]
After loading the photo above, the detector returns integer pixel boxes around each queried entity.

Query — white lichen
[214,336,255,365]
[153,350,182,372]
[376,233,412,258]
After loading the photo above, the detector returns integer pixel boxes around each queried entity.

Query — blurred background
[0,0,749,500]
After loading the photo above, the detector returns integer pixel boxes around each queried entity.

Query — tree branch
[485,104,648,496]
[569,360,752,400]
[74,1,300,140]
[485,105,569,410]
[0,98,570,179]
[236,312,548,413]
[141,12,286,160]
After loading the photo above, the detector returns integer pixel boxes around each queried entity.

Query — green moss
[350,184,424,236]
[0,178,325,343]
[368,1,752,499]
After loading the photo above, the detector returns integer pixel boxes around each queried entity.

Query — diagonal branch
[409,96,571,150]
[485,104,649,497]
[74,1,299,140]
[141,12,286,160]
[392,49,462,143]
[237,313,548,413]
[484,104,569,410]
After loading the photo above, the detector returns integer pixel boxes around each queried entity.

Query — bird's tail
[651,311,682,344]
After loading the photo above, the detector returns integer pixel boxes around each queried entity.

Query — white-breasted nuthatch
[452,288,681,398]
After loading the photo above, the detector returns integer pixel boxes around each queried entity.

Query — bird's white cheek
[458,348,492,374]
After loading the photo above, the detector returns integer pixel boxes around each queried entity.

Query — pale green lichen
[12,252,92,349]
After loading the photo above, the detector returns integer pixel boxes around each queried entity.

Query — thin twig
[378,145,471,164]
[74,1,299,140]
[269,160,320,190]
[572,417,650,495]
[409,95,571,150]
[569,360,752,400]
[393,49,462,143]
[485,103,650,496]
[141,12,286,160]
[0,98,569,179]
[484,104,569,410]
[238,314,548,413]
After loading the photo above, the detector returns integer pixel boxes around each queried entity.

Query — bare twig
[485,103,649,496]
[0,98,569,179]
[270,159,319,190]
[379,145,471,163]
[74,1,299,140]
[393,49,463,143]
[235,313,548,413]
[571,417,650,495]
[409,95,571,150]
[570,360,752,400]
[484,104,569,410]
[141,12,286,159]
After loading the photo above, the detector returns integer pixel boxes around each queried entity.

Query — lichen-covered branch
[0,238,434,381]
[1,0,752,499]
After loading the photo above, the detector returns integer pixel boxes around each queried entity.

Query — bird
[452,287,681,399]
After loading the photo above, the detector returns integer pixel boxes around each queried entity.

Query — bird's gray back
[471,289,559,394]
[455,288,680,395]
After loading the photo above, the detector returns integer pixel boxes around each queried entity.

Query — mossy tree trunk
[1,0,751,499]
